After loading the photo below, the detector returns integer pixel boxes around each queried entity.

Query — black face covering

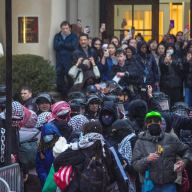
[148,124,161,136]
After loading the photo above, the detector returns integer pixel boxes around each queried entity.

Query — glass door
[114,4,152,41]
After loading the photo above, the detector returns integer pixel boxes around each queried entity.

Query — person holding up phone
[100,43,117,81]
[159,44,183,106]
[91,37,103,62]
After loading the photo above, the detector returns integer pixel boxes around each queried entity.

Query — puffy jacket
[36,121,72,185]
[54,32,78,73]
[132,131,191,185]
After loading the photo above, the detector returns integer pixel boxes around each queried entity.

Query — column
[48,0,67,65]
[77,0,99,37]
[66,0,78,24]
[0,0,6,48]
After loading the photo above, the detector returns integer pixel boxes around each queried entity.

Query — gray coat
[132,131,191,185]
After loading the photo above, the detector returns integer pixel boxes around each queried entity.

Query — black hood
[128,99,148,119]
[127,99,148,132]
[125,45,136,55]
[111,119,134,142]
[99,101,118,126]
[137,41,149,58]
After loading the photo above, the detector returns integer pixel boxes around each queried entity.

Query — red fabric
[20,106,37,128]
[47,101,71,122]
[180,169,190,192]
[54,165,73,190]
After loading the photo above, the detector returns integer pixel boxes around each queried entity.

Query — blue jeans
[185,87,192,107]
[151,183,176,192]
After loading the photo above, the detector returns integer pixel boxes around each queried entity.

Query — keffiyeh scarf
[68,115,89,133]
[35,112,51,128]
[118,133,135,165]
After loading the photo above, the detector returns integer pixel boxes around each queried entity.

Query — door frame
[100,0,159,40]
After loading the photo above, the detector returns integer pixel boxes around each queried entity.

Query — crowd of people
[0,20,192,192]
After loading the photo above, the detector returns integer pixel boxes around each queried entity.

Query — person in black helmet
[35,93,53,115]
[85,85,98,96]
[84,95,102,120]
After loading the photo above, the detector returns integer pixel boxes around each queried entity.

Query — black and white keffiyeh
[68,115,89,132]
[118,133,136,165]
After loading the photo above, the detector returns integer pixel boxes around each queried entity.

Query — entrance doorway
[100,0,159,41]
[114,4,152,41]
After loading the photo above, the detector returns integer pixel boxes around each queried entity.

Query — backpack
[79,141,110,192]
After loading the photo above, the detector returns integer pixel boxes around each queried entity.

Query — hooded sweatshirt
[99,101,118,143]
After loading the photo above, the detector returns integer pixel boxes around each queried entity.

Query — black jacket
[112,58,143,87]
[159,56,183,88]
[183,59,192,88]
[72,46,97,65]
[136,42,159,86]
[22,97,37,112]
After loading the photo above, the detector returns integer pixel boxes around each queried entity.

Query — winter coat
[159,56,183,88]
[72,46,97,64]
[136,54,159,86]
[132,131,191,185]
[112,59,143,87]
[98,57,118,81]
[68,65,100,85]
[54,32,78,73]
[125,57,143,86]
[136,42,159,86]
[22,97,37,112]
[53,136,115,192]
[183,59,192,88]
[36,121,72,185]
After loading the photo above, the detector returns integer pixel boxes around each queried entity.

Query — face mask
[148,124,161,136]
[43,135,54,143]
[101,115,114,126]
[167,49,174,55]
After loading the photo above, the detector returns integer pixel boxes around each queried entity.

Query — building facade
[0,0,100,65]
[102,0,191,41]
[0,0,191,64]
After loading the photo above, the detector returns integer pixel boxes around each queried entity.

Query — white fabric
[68,65,100,85]
[53,137,68,157]
[0,43,4,57]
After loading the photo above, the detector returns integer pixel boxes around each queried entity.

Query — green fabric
[145,111,162,121]
[42,164,57,192]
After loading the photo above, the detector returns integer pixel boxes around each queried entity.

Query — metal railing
[0,163,23,192]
